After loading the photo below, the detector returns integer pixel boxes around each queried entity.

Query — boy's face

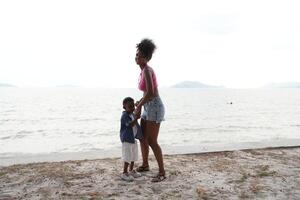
[124,101,135,113]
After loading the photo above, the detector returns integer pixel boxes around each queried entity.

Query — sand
[0,146,299,200]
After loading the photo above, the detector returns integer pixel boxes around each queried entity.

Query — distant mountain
[264,82,300,88]
[0,83,16,87]
[56,85,80,88]
[171,81,224,88]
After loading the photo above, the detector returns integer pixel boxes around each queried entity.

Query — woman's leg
[139,118,149,167]
[146,121,165,175]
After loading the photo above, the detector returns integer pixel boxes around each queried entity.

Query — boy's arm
[129,118,138,127]
[121,114,140,127]
[129,115,140,127]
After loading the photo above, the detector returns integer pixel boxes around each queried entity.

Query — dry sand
[0,146,299,200]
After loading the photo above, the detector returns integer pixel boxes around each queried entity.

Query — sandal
[136,165,150,172]
[151,173,166,182]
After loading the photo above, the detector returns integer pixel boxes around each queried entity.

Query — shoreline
[1,146,299,199]
[1,138,300,166]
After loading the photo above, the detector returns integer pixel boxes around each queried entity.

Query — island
[0,83,16,87]
[263,82,300,88]
[171,81,224,88]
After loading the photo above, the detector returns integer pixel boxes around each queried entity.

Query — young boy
[120,97,143,181]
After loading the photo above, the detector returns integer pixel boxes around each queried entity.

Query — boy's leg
[123,162,129,173]
[122,162,135,181]
[129,162,134,171]
[129,161,142,178]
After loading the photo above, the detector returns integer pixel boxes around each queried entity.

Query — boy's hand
[135,114,141,119]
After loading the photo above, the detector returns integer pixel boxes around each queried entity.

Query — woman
[134,38,166,182]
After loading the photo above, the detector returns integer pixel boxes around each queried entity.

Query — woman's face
[135,51,147,66]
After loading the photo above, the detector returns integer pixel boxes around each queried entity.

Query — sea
[1,87,300,166]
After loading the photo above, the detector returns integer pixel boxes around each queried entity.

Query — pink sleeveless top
[138,65,158,92]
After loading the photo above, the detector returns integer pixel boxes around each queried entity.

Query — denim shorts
[141,96,165,123]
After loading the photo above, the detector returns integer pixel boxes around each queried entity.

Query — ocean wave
[2,109,15,113]
[290,124,300,128]
[170,127,211,133]
[216,129,237,133]
[223,125,277,130]
[0,119,40,123]
[75,118,105,122]
[0,136,12,140]
[10,130,32,139]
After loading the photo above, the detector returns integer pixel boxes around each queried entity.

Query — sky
[0,0,299,88]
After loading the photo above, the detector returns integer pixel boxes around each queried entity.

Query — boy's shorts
[122,141,138,163]
[141,96,165,123]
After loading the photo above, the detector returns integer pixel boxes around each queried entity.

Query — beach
[0,146,299,200]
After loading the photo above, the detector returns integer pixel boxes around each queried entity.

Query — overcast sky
[0,0,299,88]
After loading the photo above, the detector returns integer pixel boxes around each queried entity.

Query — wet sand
[0,146,299,199]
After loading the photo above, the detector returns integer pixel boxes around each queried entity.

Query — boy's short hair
[123,97,134,108]
[136,38,156,61]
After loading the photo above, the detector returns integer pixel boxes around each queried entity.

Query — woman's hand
[134,106,141,118]
[135,100,140,107]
